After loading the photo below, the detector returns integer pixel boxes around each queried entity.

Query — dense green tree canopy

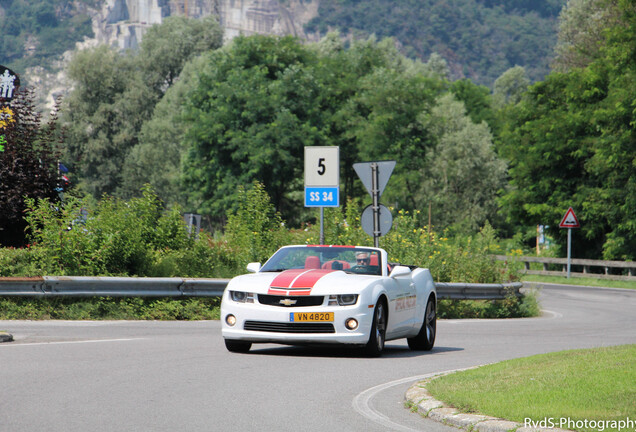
[305,0,564,86]
[552,0,622,72]
[62,15,223,198]
[499,0,636,259]
[179,34,504,231]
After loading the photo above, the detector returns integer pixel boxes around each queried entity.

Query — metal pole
[567,228,572,278]
[320,207,325,245]
[371,162,380,247]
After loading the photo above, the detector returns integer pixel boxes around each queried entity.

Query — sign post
[353,160,396,247]
[305,146,339,244]
[559,207,580,278]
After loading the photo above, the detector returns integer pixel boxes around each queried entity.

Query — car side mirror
[246,262,261,273]
[389,265,411,278]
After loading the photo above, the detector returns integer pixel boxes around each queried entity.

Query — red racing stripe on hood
[269,269,336,295]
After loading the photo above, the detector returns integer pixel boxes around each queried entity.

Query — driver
[355,252,370,266]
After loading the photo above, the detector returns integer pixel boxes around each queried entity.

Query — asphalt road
[1,283,634,432]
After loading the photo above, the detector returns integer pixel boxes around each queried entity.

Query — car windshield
[260,246,382,276]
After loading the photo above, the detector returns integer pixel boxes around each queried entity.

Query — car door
[385,269,417,338]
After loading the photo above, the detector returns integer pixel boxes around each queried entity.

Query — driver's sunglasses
[357,258,370,264]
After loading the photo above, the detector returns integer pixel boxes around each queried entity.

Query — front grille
[244,321,335,334]
[258,294,324,307]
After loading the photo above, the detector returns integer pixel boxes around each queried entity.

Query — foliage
[417,94,506,233]
[179,34,506,231]
[304,0,563,86]
[0,0,93,71]
[552,0,622,72]
[492,66,531,108]
[498,1,636,259]
[62,16,223,198]
[381,212,521,283]
[224,182,289,264]
[0,89,63,247]
[182,35,325,225]
[0,246,43,276]
[21,185,236,277]
[119,55,209,203]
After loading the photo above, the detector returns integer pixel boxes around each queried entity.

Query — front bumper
[221,298,374,345]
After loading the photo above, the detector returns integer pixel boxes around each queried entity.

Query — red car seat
[304,255,321,269]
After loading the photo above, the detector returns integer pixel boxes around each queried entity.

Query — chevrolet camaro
[221,245,437,356]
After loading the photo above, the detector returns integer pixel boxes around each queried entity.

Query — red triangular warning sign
[559,207,580,228]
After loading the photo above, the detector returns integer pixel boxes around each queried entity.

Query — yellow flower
[0,107,15,130]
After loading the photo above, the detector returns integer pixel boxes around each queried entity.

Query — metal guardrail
[434,282,523,300]
[0,277,522,300]
[494,255,636,281]
[0,277,227,297]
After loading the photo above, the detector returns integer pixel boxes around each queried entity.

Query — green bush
[224,182,291,265]
[0,247,41,277]
[21,186,215,276]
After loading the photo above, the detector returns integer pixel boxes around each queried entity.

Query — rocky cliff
[89,0,318,50]
[29,0,319,110]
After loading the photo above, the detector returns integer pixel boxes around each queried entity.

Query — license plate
[290,312,334,322]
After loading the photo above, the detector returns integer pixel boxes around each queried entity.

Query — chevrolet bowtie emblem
[279,298,297,306]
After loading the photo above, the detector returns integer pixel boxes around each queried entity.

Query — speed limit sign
[304,146,339,207]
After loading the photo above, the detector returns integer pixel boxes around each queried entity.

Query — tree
[552,0,621,72]
[499,1,636,259]
[418,94,506,232]
[0,89,62,247]
[119,55,209,204]
[62,16,223,198]
[137,15,223,96]
[492,66,530,108]
[182,35,324,225]
[343,66,440,211]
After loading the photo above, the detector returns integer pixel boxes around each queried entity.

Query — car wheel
[224,339,252,353]
[407,295,436,351]
[364,300,387,357]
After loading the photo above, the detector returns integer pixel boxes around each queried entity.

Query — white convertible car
[221,245,436,356]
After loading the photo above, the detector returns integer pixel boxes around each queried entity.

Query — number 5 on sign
[305,147,339,188]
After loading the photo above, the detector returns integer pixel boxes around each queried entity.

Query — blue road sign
[304,187,339,207]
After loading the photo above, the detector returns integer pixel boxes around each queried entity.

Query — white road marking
[352,371,456,432]
[0,338,144,347]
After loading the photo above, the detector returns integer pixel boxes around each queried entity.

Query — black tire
[407,295,436,351]
[364,300,387,357]
[224,339,252,353]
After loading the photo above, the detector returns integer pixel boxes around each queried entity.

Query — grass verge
[0,297,221,320]
[522,275,636,290]
[426,345,636,432]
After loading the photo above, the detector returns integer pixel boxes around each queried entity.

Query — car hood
[226,269,378,296]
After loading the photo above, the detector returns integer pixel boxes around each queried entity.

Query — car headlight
[328,294,359,306]
[230,291,255,303]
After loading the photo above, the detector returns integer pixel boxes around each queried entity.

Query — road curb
[0,332,14,343]
[405,377,572,432]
